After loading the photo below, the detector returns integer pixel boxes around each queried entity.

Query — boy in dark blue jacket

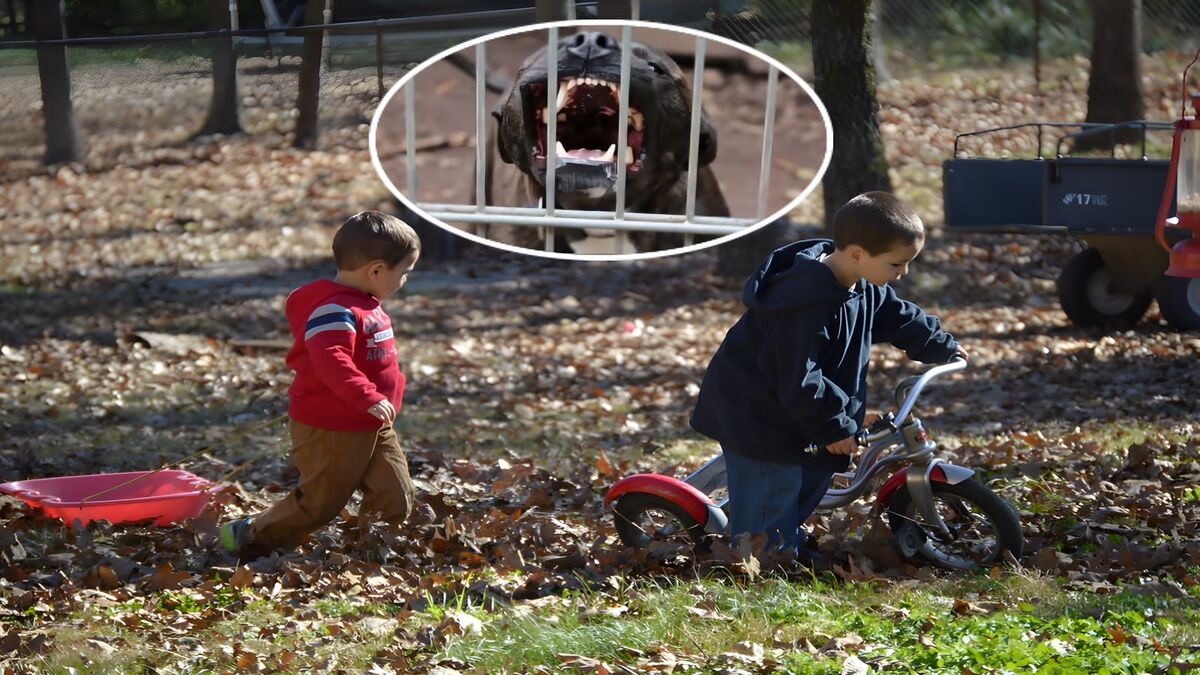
[690,192,967,552]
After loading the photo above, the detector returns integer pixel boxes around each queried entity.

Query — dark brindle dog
[483,31,730,254]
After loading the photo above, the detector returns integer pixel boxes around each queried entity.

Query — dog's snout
[567,31,618,62]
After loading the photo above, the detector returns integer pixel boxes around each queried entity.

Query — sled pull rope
[80,414,288,502]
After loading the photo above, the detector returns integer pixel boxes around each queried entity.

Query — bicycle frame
[676,358,972,538]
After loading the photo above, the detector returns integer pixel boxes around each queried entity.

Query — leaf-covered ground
[2,49,1200,673]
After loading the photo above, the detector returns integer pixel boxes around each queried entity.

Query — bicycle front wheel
[885,479,1023,571]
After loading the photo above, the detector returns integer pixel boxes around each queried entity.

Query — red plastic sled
[0,470,222,528]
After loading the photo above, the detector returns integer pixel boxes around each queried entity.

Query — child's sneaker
[219,518,253,556]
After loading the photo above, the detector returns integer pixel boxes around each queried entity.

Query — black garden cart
[943,121,1200,329]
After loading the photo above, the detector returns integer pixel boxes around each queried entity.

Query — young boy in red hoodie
[221,211,420,557]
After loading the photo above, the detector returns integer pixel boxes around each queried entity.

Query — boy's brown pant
[248,419,414,553]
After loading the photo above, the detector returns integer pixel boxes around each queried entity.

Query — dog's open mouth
[524,76,646,173]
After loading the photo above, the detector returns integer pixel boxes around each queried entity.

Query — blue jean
[724,450,835,551]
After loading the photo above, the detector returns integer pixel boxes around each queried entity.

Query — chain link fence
[3,1,1199,175]
[710,0,1200,80]
[0,6,541,174]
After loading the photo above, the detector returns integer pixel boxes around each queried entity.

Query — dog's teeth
[555,86,569,112]
[601,144,616,161]
[625,147,634,164]
[608,82,619,94]
[555,141,568,157]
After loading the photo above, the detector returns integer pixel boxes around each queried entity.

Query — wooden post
[293,0,328,149]
[31,0,83,164]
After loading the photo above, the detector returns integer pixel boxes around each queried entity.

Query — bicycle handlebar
[861,356,967,444]
[895,356,967,423]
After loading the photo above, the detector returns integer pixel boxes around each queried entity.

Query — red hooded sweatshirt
[285,279,406,431]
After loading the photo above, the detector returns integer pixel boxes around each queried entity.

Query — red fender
[605,474,715,526]
[873,465,948,513]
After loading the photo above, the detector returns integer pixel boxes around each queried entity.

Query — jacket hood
[742,238,853,311]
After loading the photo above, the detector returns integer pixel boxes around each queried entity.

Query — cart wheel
[1057,248,1152,328]
[1154,275,1200,330]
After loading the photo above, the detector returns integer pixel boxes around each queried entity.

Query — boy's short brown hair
[832,192,924,255]
[332,211,421,270]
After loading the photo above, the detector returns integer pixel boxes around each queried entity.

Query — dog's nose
[566,31,618,62]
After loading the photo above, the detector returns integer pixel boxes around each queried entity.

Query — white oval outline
[368,19,832,263]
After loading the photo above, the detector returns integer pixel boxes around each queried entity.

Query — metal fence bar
[424,211,746,235]
[474,42,487,238]
[756,66,779,221]
[683,35,707,248]
[631,0,641,21]
[428,203,757,226]
[544,26,560,252]
[405,83,417,198]
[613,24,635,253]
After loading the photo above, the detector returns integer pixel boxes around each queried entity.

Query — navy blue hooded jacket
[690,239,958,470]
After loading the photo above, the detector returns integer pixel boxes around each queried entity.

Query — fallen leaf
[145,563,192,591]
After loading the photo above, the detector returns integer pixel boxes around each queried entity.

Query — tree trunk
[197,0,244,137]
[1076,0,1144,151]
[392,201,463,262]
[811,0,891,230]
[31,0,83,164]
[715,0,890,277]
[293,0,327,150]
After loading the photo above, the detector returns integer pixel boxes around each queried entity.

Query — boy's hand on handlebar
[953,346,969,362]
[825,436,857,456]
[367,399,396,425]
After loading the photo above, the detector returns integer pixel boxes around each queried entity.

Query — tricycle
[605,358,1023,571]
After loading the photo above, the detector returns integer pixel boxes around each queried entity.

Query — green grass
[0,43,211,70]
[437,572,1200,674]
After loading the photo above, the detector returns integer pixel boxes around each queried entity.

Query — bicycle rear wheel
[885,479,1022,570]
